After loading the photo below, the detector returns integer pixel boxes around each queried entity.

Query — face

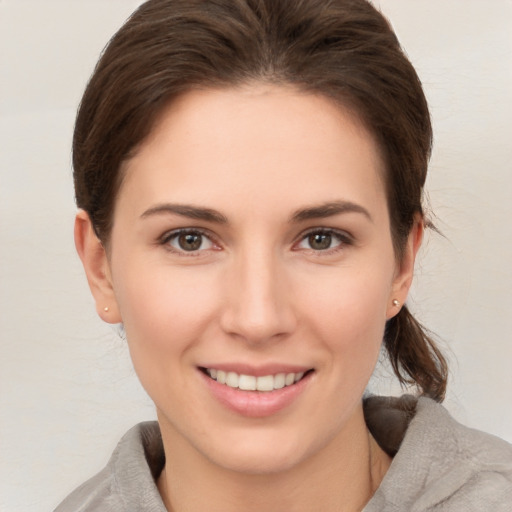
[80,85,416,474]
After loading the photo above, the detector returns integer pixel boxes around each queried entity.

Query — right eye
[162,229,215,254]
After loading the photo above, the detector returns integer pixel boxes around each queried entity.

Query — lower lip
[200,370,312,418]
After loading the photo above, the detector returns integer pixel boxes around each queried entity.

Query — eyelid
[159,227,221,255]
[293,227,354,251]
[158,226,353,255]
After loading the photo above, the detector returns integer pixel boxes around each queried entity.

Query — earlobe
[74,210,122,324]
[386,217,424,319]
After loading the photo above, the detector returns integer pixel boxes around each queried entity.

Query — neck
[157,405,391,512]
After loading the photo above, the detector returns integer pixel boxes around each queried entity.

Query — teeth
[274,373,285,389]
[226,372,239,388]
[239,374,256,391]
[256,375,273,392]
[206,368,308,392]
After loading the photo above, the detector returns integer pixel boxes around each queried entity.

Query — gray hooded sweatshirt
[54,396,512,511]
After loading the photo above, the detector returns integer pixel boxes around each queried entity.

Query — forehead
[118,85,387,220]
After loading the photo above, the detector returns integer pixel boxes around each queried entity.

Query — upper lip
[198,363,313,377]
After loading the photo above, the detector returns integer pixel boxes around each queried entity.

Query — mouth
[200,367,314,392]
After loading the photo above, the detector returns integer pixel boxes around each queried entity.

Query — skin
[75,85,422,512]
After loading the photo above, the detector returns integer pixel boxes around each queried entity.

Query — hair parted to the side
[73,0,448,401]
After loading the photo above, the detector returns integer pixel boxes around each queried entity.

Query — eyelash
[159,228,219,256]
[159,227,353,256]
[294,228,353,254]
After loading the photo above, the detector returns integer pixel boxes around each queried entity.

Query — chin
[201,427,322,475]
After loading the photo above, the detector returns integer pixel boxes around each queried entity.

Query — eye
[162,229,215,253]
[295,229,350,252]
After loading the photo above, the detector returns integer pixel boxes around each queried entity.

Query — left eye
[165,230,214,252]
[296,230,345,251]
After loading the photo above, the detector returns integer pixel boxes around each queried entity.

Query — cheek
[295,259,394,396]
[112,261,220,361]
[300,264,392,341]
[111,263,223,416]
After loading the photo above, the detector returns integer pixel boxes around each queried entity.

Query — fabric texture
[54,396,512,511]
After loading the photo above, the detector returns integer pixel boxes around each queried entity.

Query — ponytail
[384,305,448,402]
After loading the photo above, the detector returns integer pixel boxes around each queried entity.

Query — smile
[204,368,309,392]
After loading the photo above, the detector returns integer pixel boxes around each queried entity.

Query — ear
[74,210,122,324]
[386,216,423,319]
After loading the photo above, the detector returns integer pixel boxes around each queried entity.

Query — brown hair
[73,0,448,400]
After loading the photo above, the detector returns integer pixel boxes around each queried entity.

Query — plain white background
[1,1,511,510]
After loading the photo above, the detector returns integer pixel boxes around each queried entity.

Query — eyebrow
[140,200,371,225]
[140,203,228,224]
[290,200,372,223]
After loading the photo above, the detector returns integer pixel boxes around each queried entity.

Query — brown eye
[308,233,333,250]
[164,230,214,253]
[178,233,203,251]
[295,229,350,252]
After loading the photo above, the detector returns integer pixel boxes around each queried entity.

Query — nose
[219,247,297,345]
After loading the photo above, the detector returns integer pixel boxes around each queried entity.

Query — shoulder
[54,422,166,512]
[413,397,512,510]
[53,465,117,512]
[365,395,512,511]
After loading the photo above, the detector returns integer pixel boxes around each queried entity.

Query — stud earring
[104,306,109,312]
[392,299,400,307]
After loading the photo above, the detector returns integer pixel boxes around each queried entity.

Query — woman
[55,0,512,510]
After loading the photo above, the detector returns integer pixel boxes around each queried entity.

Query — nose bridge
[221,242,295,343]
